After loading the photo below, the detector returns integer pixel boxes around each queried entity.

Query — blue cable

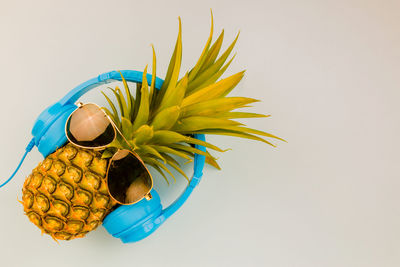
[0,138,35,188]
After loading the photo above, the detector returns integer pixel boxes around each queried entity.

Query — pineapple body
[21,143,116,241]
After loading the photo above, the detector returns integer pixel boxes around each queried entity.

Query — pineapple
[21,13,283,241]
[21,144,116,241]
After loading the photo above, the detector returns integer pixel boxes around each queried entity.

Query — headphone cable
[0,138,35,188]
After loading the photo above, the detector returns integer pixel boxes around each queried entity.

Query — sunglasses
[65,102,153,205]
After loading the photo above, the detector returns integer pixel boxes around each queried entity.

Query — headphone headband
[60,70,164,106]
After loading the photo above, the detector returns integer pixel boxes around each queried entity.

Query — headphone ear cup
[103,189,164,243]
[33,103,77,157]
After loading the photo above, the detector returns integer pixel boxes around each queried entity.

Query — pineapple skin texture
[21,143,116,241]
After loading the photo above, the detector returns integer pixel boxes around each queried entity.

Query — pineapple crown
[101,13,285,185]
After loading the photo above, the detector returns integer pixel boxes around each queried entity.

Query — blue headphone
[2,70,206,243]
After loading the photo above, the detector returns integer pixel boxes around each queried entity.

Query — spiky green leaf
[156,17,182,106]
[197,30,225,74]
[173,116,242,132]
[192,129,276,147]
[150,145,193,161]
[182,71,245,107]
[146,162,169,185]
[188,10,214,82]
[161,153,189,182]
[118,71,133,117]
[168,143,216,159]
[180,97,259,118]
[132,67,150,131]
[121,117,134,140]
[205,155,221,170]
[187,54,235,93]
[151,106,180,130]
[142,157,175,183]
[158,74,188,111]
[215,112,270,119]
[133,125,154,144]
[138,145,166,163]
[149,45,157,108]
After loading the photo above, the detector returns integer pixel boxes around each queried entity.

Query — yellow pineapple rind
[22,143,116,241]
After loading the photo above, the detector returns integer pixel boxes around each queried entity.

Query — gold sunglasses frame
[65,102,153,205]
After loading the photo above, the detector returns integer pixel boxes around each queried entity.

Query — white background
[0,0,399,266]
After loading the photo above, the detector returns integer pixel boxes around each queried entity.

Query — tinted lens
[107,150,153,205]
[66,103,115,148]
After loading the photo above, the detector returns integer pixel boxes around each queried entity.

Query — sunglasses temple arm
[0,138,35,188]
[109,119,135,151]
